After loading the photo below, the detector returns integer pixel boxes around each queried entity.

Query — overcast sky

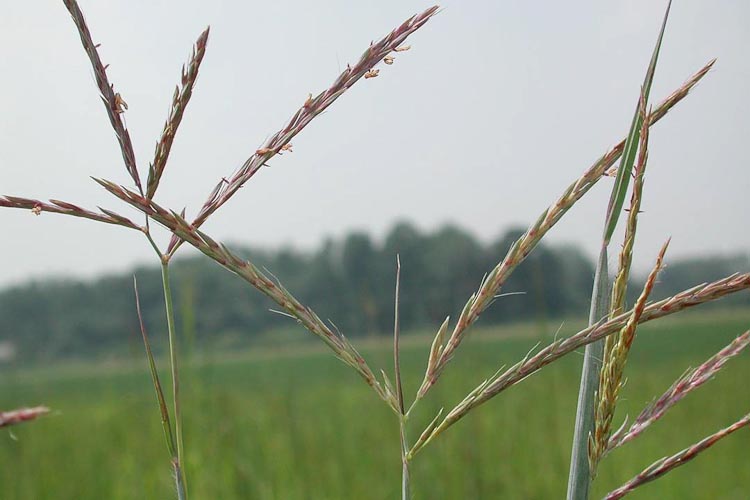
[1,1,748,288]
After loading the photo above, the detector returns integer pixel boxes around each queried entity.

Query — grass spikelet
[417,316,450,399]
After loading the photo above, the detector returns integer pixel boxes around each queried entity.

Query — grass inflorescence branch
[147,28,210,200]
[166,5,440,257]
[62,0,142,193]
[605,413,750,499]
[0,195,142,230]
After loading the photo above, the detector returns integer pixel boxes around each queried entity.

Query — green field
[1,309,749,499]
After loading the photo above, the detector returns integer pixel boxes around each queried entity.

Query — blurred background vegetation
[0,219,748,364]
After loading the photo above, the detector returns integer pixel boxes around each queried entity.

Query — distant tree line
[0,220,747,362]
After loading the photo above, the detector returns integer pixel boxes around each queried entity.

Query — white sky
[1,1,748,287]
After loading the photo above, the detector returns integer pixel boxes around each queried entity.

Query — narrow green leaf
[603,0,672,244]
[133,276,177,459]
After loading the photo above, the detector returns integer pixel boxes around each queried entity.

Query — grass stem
[161,261,187,499]
[393,256,411,499]
[400,416,410,500]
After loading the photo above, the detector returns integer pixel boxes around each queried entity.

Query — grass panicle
[1,6,438,495]
[3,2,748,497]
[608,330,750,452]
[147,28,211,199]
[604,413,750,500]
[5,1,436,495]
[0,406,50,428]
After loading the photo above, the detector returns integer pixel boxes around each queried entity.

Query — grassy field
[1,308,749,499]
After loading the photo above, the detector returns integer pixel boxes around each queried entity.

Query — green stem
[567,246,610,500]
[392,256,410,500]
[161,260,187,499]
[400,415,411,500]
[174,462,187,500]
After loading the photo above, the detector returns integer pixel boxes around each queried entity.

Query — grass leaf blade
[603,0,672,244]
[133,276,177,459]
